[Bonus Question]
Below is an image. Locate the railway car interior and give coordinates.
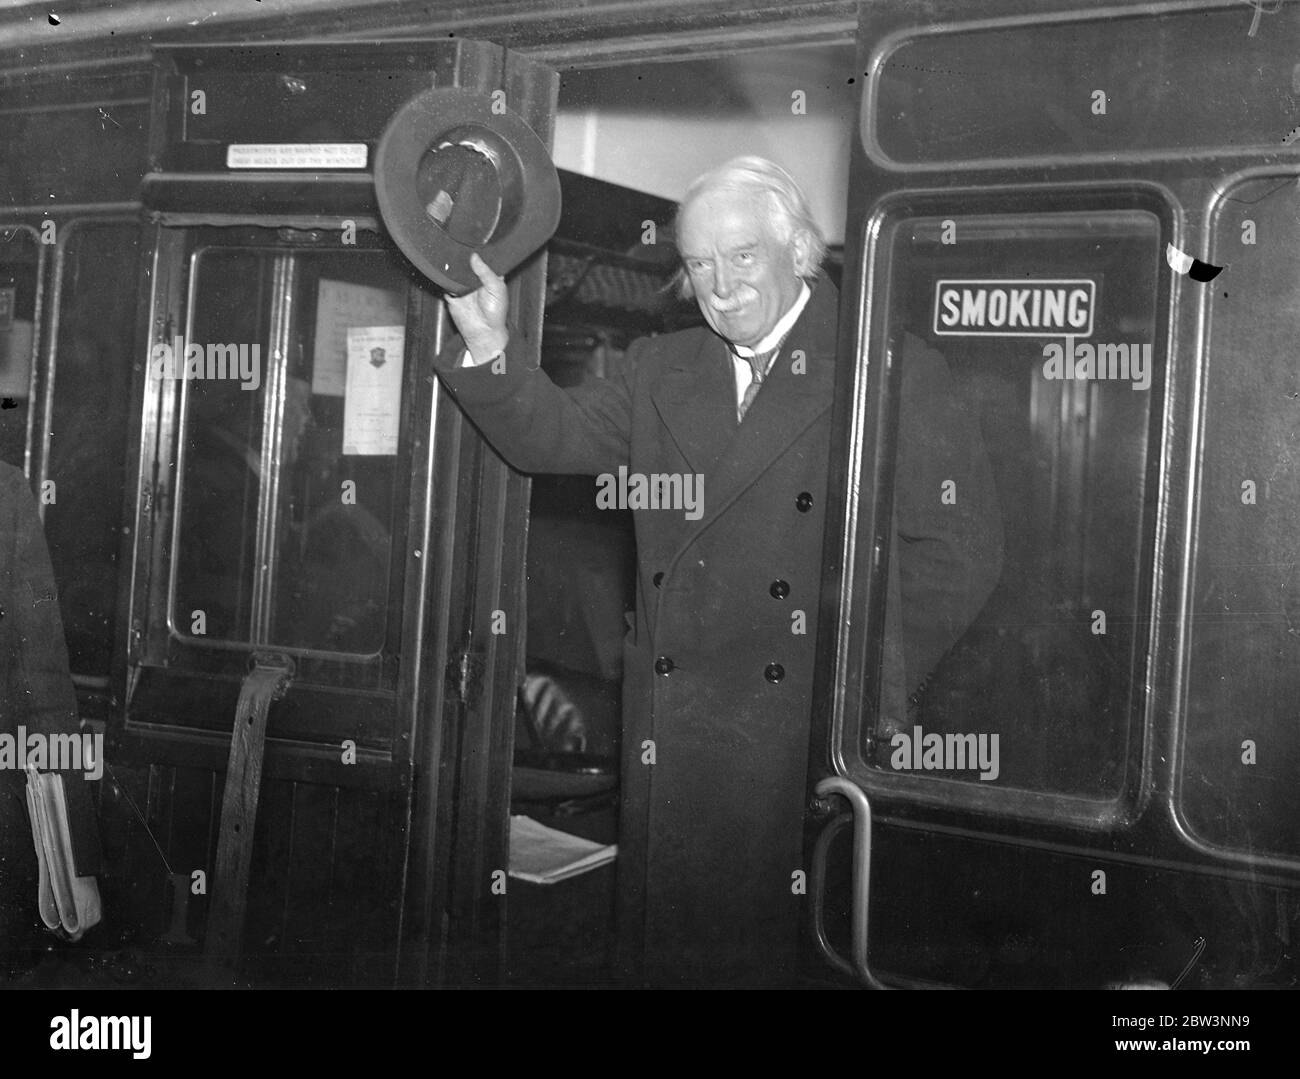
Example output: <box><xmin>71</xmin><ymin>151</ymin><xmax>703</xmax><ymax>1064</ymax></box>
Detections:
<box><xmin>1</xmin><ymin>0</ymin><xmax>1298</xmax><ymax>992</ymax></box>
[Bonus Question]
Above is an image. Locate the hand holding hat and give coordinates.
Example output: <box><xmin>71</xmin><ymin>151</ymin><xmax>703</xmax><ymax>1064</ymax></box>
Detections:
<box><xmin>374</xmin><ymin>86</ymin><xmax>562</xmax><ymax>296</ymax></box>
<box><xmin>446</xmin><ymin>253</ymin><xmax>510</xmax><ymax>364</ymax></box>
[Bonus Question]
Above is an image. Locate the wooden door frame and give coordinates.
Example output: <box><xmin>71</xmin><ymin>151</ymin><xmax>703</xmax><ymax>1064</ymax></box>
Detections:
<box><xmin>395</xmin><ymin>42</ymin><xmax>558</xmax><ymax>988</ymax></box>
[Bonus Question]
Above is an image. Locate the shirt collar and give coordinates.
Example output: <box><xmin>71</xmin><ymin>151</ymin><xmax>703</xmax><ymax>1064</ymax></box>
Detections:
<box><xmin>731</xmin><ymin>282</ymin><xmax>812</xmax><ymax>358</ymax></box>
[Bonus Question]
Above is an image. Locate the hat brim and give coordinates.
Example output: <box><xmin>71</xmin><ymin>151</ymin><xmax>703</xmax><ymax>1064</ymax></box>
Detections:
<box><xmin>374</xmin><ymin>86</ymin><xmax>561</xmax><ymax>295</ymax></box>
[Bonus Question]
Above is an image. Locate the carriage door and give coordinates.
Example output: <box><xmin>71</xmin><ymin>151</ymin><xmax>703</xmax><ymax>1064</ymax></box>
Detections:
<box><xmin>810</xmin><ymin>0</ymin><xmax>1300</xmax><ymax>987</ymax></box>
<box><xmin>114</xmin><ymin>40</ymin><xmax>555</xmax><ymax>985</ymax></box>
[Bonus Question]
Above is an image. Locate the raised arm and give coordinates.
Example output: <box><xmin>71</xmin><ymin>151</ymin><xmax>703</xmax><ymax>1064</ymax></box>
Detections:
<box><xmin>435</xmin><ymin>253</ymin><xmax>634</xmax><ymax>476</ymax></box>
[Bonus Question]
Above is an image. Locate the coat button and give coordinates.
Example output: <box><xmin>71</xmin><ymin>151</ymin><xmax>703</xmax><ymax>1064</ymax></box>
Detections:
<box><xmin>654</xmin><ymin>656</ymin><xmax>674</xmax><ymax>675</ymax></box>
<box><xmin>653</xmin><ymin>572</ymin><xmax>664</xmax><ymax>587</ymax></box>
<box><xmin>769</xmin><ymin>579</ymin><xmax>790</xmax><ymax>600</ymax></box>
<box><xmin>796</xmin><ymin>492</ymin><xmax>814</xmax><ymax>512</ymax></box>
<box><xmin>764</xmin><ymin>663</ymin><xmax>785</xmax><ymax>683</ymax></box>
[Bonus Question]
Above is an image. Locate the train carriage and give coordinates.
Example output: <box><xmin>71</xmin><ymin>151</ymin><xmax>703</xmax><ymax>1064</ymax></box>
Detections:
<box><xmin>0</xmin><ymin>0</ymin><xmax>1296</xmax><ymax>992</ymax></box>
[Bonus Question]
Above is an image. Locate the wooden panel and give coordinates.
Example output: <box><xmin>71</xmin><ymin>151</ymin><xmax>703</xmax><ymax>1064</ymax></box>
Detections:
<box><xmin>283</xmin><ymin>783</ymin><xmax>336</xmax><ymax>969</ymax></box>
<box><xmin>94</xmin><ymin>762</ymin><xmax>174</xmax><ymax>949</ymax></box>
<box><xmin>0</xmin><ymin>103</ymin><xmax>149</xmax><ymax>207</ymax></box>
<box><xmin>162</xmin><ymin>765</ymin><xmax>216</xmax><ymax>916</ymax></box>
<box><xmin>334</xmin><ymin>786</ymin><xmax>405</xmax><ymax>985</ymax></box>
<box><xmin>96</xmin><ymin>756</ymin><xmax>407</xmax><ymax>985</ymax></box>
<box><xmin>230</xmin><ymin>779</ymin><xmax>406</xmax><ymax>985</ymax></box>
<box><xmin>240</xmin><ymin>775</ymin><xmax>294</xmax><ymax>978</ymax></box>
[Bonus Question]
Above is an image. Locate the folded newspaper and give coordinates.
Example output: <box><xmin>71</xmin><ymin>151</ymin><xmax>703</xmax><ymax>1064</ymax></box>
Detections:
<box><xmin>508</xmin><ymin>815</ymin><xmax>617</xmax><ymax>884</ymax></box>
<box><xmin>25</xmin><ymin>766</ymin><xmax>102</xmax><ymax>941</ymax></box>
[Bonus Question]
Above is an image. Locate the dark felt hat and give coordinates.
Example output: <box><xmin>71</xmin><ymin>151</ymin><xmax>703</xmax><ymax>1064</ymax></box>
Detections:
<box><xmin>374</xmin><ymin>86</ymin><xmax>562</xmax><ymax>295</ymax></box>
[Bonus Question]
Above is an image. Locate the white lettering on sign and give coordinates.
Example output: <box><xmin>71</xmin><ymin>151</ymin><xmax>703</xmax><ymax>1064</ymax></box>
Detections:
<box><xmin>226</xmin><ymin>143</ymin><xmax>368</xmax><ymax>170</ymax></box>
<box><xmin>933</xmin><ymin>279</ymin><xmax>1095</xmax><ymax>338</ymax></box>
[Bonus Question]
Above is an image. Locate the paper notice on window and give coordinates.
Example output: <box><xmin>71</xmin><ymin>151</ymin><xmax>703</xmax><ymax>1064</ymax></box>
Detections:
<box><xmin>227</xmin><ymin>143</ymin><xmax>368</xmax><ymax>170</ymax></box>
<box><xmin>0</xmin><ymin>319</ymin><xmax>34</xmax><ymax>398</ymax></box>
<box><xmin>313</xmin><ymin>279</ymin><xmax>405</xmax><ymax>397</ymax></box>
<box><xmin>343</xmin><ymin>326</ymin><xmax>404</xmax><ymax>455</ymax></box>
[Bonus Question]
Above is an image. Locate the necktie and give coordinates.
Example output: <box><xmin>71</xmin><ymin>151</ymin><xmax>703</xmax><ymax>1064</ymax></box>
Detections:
<box><xmin>737</xmin><ymin>347</ymin><xmax>777</xmax><ymax>421</ymax></box>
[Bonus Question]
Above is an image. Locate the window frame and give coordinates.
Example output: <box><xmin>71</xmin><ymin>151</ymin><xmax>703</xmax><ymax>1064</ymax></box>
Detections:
<box><xmin>37</xmin><ymin>214</ymin><xmax>144</xmax><ymax>693</ymax></box>
<box><xmin>826</xmin><ymin>185</ymin><xmax>1175</xmax><ymax>832</ymax></box>
<box><xmin>125</xmin><ymin>222</ymin><xmax>432</xmax><ymax>755</ymax></box>
<box><xmin>0</xmin><ymin>221</ymin><xmax>47</xmax><ymax>478</ymax></box>
<box><xmin>1170</xmin><ymin>168</ymin><xmax>1300</xmax><ymax>873</ymax></box>
<box><xmin>862</xmin><ymin>4</ymin><xmax>1299</xmax><ymax>174</ymax></box>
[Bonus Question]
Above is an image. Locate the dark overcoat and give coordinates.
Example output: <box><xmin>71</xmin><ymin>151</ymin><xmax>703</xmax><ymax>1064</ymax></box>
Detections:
<box><xmin>0</xmin><ymin>461</ymin><xmax>102</xmax><ymax>936</ymax></box>
<box><xmin>437</xmin><ymin>279</ymin><xmax>1002</xmax><ymax>985</ymax></box>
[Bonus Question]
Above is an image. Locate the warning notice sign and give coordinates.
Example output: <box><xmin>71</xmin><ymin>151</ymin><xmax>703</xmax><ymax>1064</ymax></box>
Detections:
<box><xmin>933</xmin><ymin>279</ymin><xmax>1095</xmax><ymax>338</ymax></box>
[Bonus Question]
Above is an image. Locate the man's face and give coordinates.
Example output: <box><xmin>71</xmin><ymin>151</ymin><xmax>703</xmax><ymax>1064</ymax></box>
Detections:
<box><xmin>678</xmin><ymin>187</ymin><xmax>806</xmax><ymax>350</ymax></box>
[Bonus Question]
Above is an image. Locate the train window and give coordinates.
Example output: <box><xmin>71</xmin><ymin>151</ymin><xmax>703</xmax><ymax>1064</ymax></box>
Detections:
<box><xmin>850</xmin><ymin>200</ymin><xmax>1163</xmax><ymax>803</ymax></box>
<box><xmin>872</xmin><ymin>7</ymin><xmax>1293</xmax><ymax>167</ymax></box>
<box><xmin>1182</xmin><ymin>175</ymin><xmax>1300</xmax><ymax>860</ymax></box>
<box><xmin>0</xmin><ymin>225</ymin><xmax>42</xmax><ymax>471</ymax></box>
<box><xmin>44</xmin><ymin>220</ymin><xmax>141</xmax><ymax>683</ymax></box>
<box><xmin>168</xmin><ymin>242</ymin><xmax>409</xmax><ymax>657</ymax></box>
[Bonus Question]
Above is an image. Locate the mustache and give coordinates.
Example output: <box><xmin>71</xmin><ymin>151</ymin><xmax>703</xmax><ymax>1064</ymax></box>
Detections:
<box><xmin>707</xmin><ymin>288</ymin><xmax>756</xmax><ymax>314</ymax></box>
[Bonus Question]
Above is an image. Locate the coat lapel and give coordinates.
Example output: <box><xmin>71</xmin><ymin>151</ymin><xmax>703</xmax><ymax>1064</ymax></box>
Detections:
<box><xmin>650</xmin><ymin>330</ymin><xmax>738</xmax><ymax>475</ymax></box>
<box><xmin>685</xmin><ymin>279</ymin><xmax>839</xmax><ymax>533</ymax></box>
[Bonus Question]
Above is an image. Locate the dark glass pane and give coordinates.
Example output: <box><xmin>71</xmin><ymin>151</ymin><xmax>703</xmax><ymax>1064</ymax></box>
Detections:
<box><xmin>45</xmin><ymin>222</ymin><xmax>141</xmax><ymax>678</ymax></box>
<box><xmin>875</xmin><ymin>8</ymin><xmax>1297</xmax><ymax>164</ymax></box>
<box><xmin>173</xmin><ymin>248</ymin><xmax>269</xmax><ymax>643</ymax></box>
<box><xmin>172</xmin><ymin>244</ymin><xmax>408</xmax><ymax>656</ymax></box>
<box><xmin>1183</xmin><ymin>177</ymin><xmax>1300</xmax><ymax>859</ymax></box>
<box><xmin>270</xmin><ymin>250</ymin><xmax>407</xmax><ymax>655</ymax></box>
<box><xmin>861</xmin><ymin>208</ymin><xmax>1160</xmax><ymax>797</ymax></box>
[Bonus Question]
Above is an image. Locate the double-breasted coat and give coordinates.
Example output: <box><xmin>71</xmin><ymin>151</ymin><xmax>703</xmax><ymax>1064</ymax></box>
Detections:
<box><xmin>437</xmin><ymin>279</ymin><xmax>1002</xmax><ymax>986</ymax></box>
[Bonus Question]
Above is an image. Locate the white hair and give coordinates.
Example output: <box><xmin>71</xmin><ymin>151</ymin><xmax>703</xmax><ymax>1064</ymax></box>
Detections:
<box><xmin>673</xmin><ymin>155</ymin><xmax>827</xmax><ymax>299</ymax></box>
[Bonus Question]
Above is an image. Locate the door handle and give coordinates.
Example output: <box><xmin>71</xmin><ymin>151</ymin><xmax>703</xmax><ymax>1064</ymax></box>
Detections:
<box><xmin>810</xmin><ymin>810</ymin><xmax>854</xmax><ymax>979</ymax></box>
<box><xmin>812</xmin><ymin>776</ymin><xmax>889</xmax><ymax>989</ymax></box>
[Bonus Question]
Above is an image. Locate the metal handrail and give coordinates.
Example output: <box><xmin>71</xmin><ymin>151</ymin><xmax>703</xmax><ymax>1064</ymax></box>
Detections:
<box><xmin>814</xmin><ymin>776</ymin><xmax>890</xmax><ymax>989</ymax></box>
<box><xmin>810</xmin><ymin>810</ymin><xmax>855</xmax><ymax>979</ymax></box>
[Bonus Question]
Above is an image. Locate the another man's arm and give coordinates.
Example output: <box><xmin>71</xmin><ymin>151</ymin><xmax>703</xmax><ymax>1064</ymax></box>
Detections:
<box><xmin>435</xmin><ymin>254</ymin><xmax>635</xmax><ymax>476</ymax></box>
<box><xmin>3</xmin><ymin>465</ymin><xmax>102</xmax><ymax>878</ymax></box>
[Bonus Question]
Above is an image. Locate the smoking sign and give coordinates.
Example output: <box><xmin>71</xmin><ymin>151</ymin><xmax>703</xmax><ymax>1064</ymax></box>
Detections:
<box><xmin>933</xmin><ymin>279</ymin><xmax>1096</xmax><ymax>338</ymax></box>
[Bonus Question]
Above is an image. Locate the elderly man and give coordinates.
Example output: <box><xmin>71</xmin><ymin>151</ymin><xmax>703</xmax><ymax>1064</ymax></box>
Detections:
<box><xmin>436</xmin><ymin>156</ymin><xmax>1001</xmax><ymax>986</ymax></box>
